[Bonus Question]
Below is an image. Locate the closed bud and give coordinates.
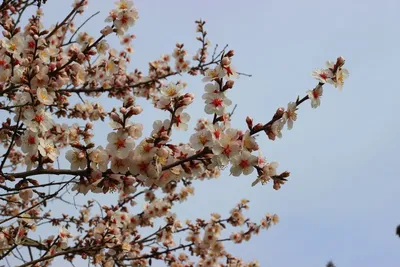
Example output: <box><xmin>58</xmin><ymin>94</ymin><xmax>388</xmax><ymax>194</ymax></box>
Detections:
<box><xmin>100</xmin><ymin>26</ymin><xmax>113</xmax><ymax>36</ymax></box>
<box><xmin>110</xmin><ymin>112</ymin><xmax>122</xmax><ymax>123</ymax></box>
<box><xmin>246</xmin><ymin>116</ymin><xmax>253</xmax><ymax>129</ymax></box>
<box><xmin>86</xmin><ymin>122</ymin><xmax>93</xmax><ymax>129</ymax></box>
<box><xmin>226</xmin><ymin>50</ymin><xmax>235</xmax><ymax>57</ymax></box>
<box><xmin>223</xmin><ymin>80</ymin><xmax>234</xmax><ymax>90</ymax></box>
<box><xmin>130</xmin><ymin>106</ymin><xmax>143</xmax><ymax>115</ymax></box>
<box><xmin>221</xmin><ymin>57</ymin><xmax>231</xmax><ymax>66</ymax></box>
<box><xmin>281</xmin><ymin>171</ymin><xmax>290</xmax><ymax>178</ymax></box>
<box><xmin>336</xmin><ymin>56</ymin><xmax>345</xmax><ymax>68</ymax></box>
<box><xmin>77</xmin><ymin>52</ymin><xmax>86</xmax><ymax>60</ymax></box>
<box><xmin>120</xmin><ymin>107</ymin><xmax>127</xmax><ymax>114</ymax></box>
<box><xmin>49</xmin><ymin>62</ymin><xmax>56</xmax><ymax>71</ymax></box>
<box><xmin>273</xmin><ymin>107</ymin><xmax>285</xmax><ymax>120</ymax></box>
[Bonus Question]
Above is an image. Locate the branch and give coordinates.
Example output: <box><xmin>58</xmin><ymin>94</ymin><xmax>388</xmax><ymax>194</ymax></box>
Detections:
<box><xmin>0</xmin><ymin>178</ymin><xmax>74</xmax><ymax>225</ymax></box>
<box><xmin>45</xmin><ymin>0</ymin><xmax>85</xmax><ymax>41</ymax></box>
<box><xmin>17</xmin><ymin>246</ymin><xmax>102</xmax><ymax>267</ymax></box>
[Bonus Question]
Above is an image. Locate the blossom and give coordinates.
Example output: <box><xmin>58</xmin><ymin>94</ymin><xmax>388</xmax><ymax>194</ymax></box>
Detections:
<box><xmin>127</xmin><ymin>123</ymin><xmax>143</xmax><ymax>139</ymax></box>
<box><xmin>212</xmin><ymin>134</ymin><xmax>241</xmax><ymax>165</ymax></box>
<box><xmin>66</xmin><ymin>149</ymin><xmax>88</xmax><ymax>170</ymax></box>
<box><xmin>311</xmin><ymin>68</ymin><xmax>333</xmax><ymax>83</ymax></box>
<box><xmin>106</xmin><ymin>130</ymin><xmax>135</xmax><ymax>159</ymax></box>
<box><xmin>119</xmin><ymin>34</ymin><xmax>135</xmax><ymax>45</ymax></box>
<box><xmin>2</xmin><ymin>33</ymin><xmax>24</xmax><ymax>55</ymax></box>
<box><xmin>160</xmin><ymin>82</ymin><xmax>183</xmax><ymax>99</ymax></box>
<box><xmin>271</xmin><ymin>118</ymin><xmax>285</xmax><ymax>139</ymax></box>
<box><xmin>251</xmin><ymin>161</ymin><xmax>279</xmax><ymax>186</ymax></box>
<box><xmin>151</xmin><ymin>119</ymin><xmax>170</xmax><ymax>139</ymax></box>
<box><xmin>23</xmin><ymin>107</ymin><xmax>53</xmax><ymax>133</ymax></box>
<box><xmin>89</xmin><ymin>146</ymin><xmax>109</xmax><ymax>172</ymax></box>
<box><xmin>38</xmin><ymin>139</ymin><xmax>58</xmax><ymax>161</ymax></box>
<box><xmin>283</xmin><ymin>102</ymin><xmax>297</xmax><ymax>130</ymax></box>
<box><xmin>230</xmin><ymin>151</ymin><xmax>257</xmax><ymax>176</ymax></box>
<box><xmin>96</xmin><ymin>40</ymin><xmax>110</xmax><ymax>55</ymax></box>
<box><xmin>173</xmin><ymin>108</ymin><xmax>190</xmax><ymax>131</ymax></box>
<box><xmin>332</xmin><ymin>67</ymin><xmax>349</xmax><ymax>91</ymax></box>
<box><xmin>24</xmin><ymin>154</ymin><xmax>38</xmax><ymax>171</ymax></box>
<box><xmin>307</xmin><ymin>86</ymin><xmax>323</xmax><ymax>108</ymax></box>
<box><xmin>110</xmin><ymin>156</ymin><xmax>129</xmax><ymax>174</ymax></box>
<box><xmin>13</xmin><ymin>92</ymin><xmax>32</xmax><ymax>106</ymax></box>
<box><xmin>114</xmin><ymin>9</ymin><xmax>139</xmax><ymax>34</ymax></box>
<box><xmin>202</xmin><ymin>83</ymin><xmax>232</xmax><ymax>115</ymax></box>
<box><xmin>202</xmin><ymin>66</ymin><xmax>225</xmax><ymax>82</ymax></box>
<box><xmin>36</xmin><ymin>88</ymin><xmax>55</xmax><ymax>105</ymax></box>
<box><xmin>31</xmin><ymin>72</ymin><xmax>50</xmax><ymax>90</ymax></box>
<box><xmin>325</xmin><ymin>59</ymin><xmax>350</xmax><ymax>91</ymax></box>
<box><xmin>21</xmin><ymin>131</ymin><xmax>39</xmax><ymax>155</ymax></box>
<box><xmin>189</xmin><ymin>129</ymin><xmax>213</xmax><ymax>150</ymax></box>
<box><xmin>115</xmin><ymin>0</ymin><xmax>133</xmax><ymax>10</ymax></box>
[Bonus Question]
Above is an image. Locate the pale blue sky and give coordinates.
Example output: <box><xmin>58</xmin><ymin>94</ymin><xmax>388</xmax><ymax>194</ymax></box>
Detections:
<box><xmin>16</xmin><ymin>0</ymin><xmax>400</xmax><ymax>266</ymax></box>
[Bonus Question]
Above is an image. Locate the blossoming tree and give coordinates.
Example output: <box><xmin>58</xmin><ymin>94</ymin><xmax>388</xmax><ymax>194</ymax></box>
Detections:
<box><xmin>0</xmin><ymin>0</ymin><xmax>349</xmax><ymax>266</ymax></box>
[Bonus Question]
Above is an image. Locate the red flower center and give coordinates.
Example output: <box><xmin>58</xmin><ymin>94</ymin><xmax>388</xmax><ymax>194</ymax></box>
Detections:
<box><xmin>239</xmin><ymin>159</ymin><xmax>249</xmax><ymax>169</ymax></box>
<box><xmin>28</xmin><ymin>136</ymin><xmax>36</xmax><ymax>145</ymax></box>
<box><xmin>223</xmin><ymin>145</ymin><xmax>232</xmax><ymax>156</ymax></box>
<box><xmin>116</xmin><ymin>139</ymin><xmax>126</xmax><ymax>149</ymax></box>
<box><xmin>211</xmin><ymin>98</ymin><xmax>223</xmax><ymax>107</ymax></box>
<box><xmin>312</xmin><ymin>90</ymin><xmax>320</xmax><ymax>99</ymax></box>
<box><xmin>34</xmin><ymin>114</ymin><xmax>44</xmax><ymax>123</ymax></box>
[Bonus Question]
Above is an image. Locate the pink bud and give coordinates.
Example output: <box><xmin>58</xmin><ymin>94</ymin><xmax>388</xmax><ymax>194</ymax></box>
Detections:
<box><xmin>49</xmin><ymin>62</ymin><xmax>57</xmax><ymax>71</ymax></box>
<box><xmin>100</xmin><ymin>26</ymin><xmax>113</xmax><ymax>36</ymax></box>
<box><xmin>221</xmin><ymin>57</ymin><xmax>231</xmax><ymax>66</ymax></box>
<box><xmin>77</xmin><ymin>53</ymin><xmax>86</xmax><ymax>60</ymax></box>
<box><xmin>130</xmin><ymin>106</ymin><xmax>143</xmax><ymax>115</ymax></box>
<box><xmin>246</xmin><ymin>116</ymin><xmax>253</xmax><ymax>129</ymax></box>
<box><xmin>110</xmin><ymin>112</ymin><xmax>122</xmax><ymax>123</ymax></box>
<box><xmin>156</xmin><ymin>147</ymin><xmax>169</xmax><ymax>158</ymax></box>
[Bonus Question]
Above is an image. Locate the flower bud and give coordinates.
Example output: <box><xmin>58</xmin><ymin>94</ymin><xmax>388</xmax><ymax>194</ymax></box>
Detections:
<box><xmin>226</xmin><ymin>50</ymin><xmax>235</xmax><ymax>57</ymax></box>
<box><xmin>110</xmin><ymin>112</ymin><xmax>122</xmax><ymax>123</ymax></box>
<box><xmin>86</xmin><ymin>122</ymin><xmax>93</xmax><ymax>129</ymax></box>
<box><xmin>130</xmin><ymin>106</ymin><xmax>143</xmax><ymax>115</ymax></box>
<box><xmin>273</xmin><ymin>107</ymin><xmax>285</xmax><ymax>120</ymax></box>
<box><xmin>77</xmin><ymin>52</ymin><xmax>86</xmax><ymax>61</ymax></box>
<box><xmin>221</xmin><ymin>57</ymin><xmax>231</xmax><ymax>66</ymax></box>
<box><xmin>223</xmin><ymin>80</ymin><xmax>234</xmax><ymax>91</ymax></box>
<box><xmin>246</xmin><ymin>116</ymin><xmax>253</xmax><ymax>129</ymax></box>
<box><xmin>336</xmin><ymin>56</ymin><xmax>345</xmax><ymax>68</ymax></box>
<box><xmin>49</xmin><ymin>62</ymin><xmax>57</xmax><ymax>71</ymax></box>
<box><xmin>100</xmin><ymin>26</ymin><xmax>113</xmax><ymax>36</ymax></box>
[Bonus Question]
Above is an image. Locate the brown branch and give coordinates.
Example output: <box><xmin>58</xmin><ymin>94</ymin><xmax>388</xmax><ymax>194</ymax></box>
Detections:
<box><xmin>45</xmin><ymin>0</ymin><xmax>85</xmax><ymax>41</ymax></box>
<box><xmin>17</xmin><ymin>246</ymin><xmax>102</xmax><ymax>267</ymax></box>
<box><xmin>249</xmin><ymin>83</ymin><xmax>320</xmax><ymax>136</ymax></box>
<box><xmin>0</xmin><ymin>178</ymin><xmax>74</xmax><ymax>225</ymax></box>
<box><xmin>0</xmin><ymin>111</ymin><xmax>21</xmax><ymax>172</ymax></box>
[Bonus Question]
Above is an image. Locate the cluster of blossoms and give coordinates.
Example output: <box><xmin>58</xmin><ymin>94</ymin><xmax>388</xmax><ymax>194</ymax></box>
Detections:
<box><xmin>0</xmin><ymin>0</ymin><xmax>349</xmax><ymax>266</ymax></box>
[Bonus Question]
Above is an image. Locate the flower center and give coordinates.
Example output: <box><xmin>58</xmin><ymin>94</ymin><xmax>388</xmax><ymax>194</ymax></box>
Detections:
<box><xmin>28</xmin><ymin>136</ymin><xmax>36</xmax><ymax>145</ymax></box>
<box><xmin>239</xmin><ymin>159</ymin><xmax>249</xmax><ymax>169</ymax></box>
<box><xmin>211</xmin><ymin>98</ymin><xmax>223</xmax><ymax>107</ymax></box>
<box><xmin>34</xmin><ymin>114</ymin><xmax>44</xmax><ymax>123</ymax></box>
<box><xmin>312</xmin><ymin>90</ymin><xmax>320</xmax><ymax>99</ymax></box>
<box><xmin>115</xmin><ymin>138</ymin><xmax>126</xmax><ymax>149</ymax></box>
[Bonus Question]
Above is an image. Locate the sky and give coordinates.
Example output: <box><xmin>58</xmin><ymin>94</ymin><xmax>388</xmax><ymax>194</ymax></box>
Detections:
<box><xmin>8</xmin><ymin>0</ymin><xmax>400</xmax><ymax>266</ymax></box>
